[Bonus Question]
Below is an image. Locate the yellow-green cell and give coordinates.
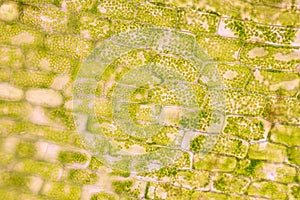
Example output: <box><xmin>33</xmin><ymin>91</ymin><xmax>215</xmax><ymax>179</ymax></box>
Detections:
<box><xmin>72</xmin><ymin>96</ymin><xmax>96</xmax><ymax>115</ymax></box>
<box><xmin>9</xmin><ymin>121</ymin><xmax>80</xmax><ymax>147</ymax></box>
<box><xmin>73</xmin><ymin>79</ymin><xmax>97</xmax><ymax>97</ymax></box>
<box><xmin>148</xmin><ymin>85</ymin><xmax>180</xmax><ymax>105</ymax></box>
<box><xmin>217</xmin><ymin>64</ymin><xmax>251</xmax><ymax>88</ymax></box>
<box><xmin>112</xmin><ymin>180</ymin><xmax>134</xmax><ymax>197</ymax></box>
<box><xmin>240</xmin><ymin>43</ymin><xmax>300</xmax><ymax>71</ymax></box>
<box><xmin>11</xmin><ymin>70</ymin><xmax>54</xmax><ymax>88</ymax></box>
<box><xmin>247</xmin><ymin>181</ymin><xmax>287</xmax><ymax>199</ymax></box>
<box><xmin>0</xmin><ymin>45</ymin><xmax>24</xmax><ymax>68</ymax></box>
<box><xmin>15</xmin><ymin>141</ymin><xmax>36</xmax><ymax>158</ymax></box>
<box><xmin>172</xmin><ymin>151</ymin><xmax>191</xmax><ymax>169</ymax></box>
<box><xmin>224</xmin><ymin>18</ymin><xmax>296</xmax><ymax>44</ymax></box>
<box><xmin>113</xmin><ymin>49</ymin><xmax>154</xmax><ymax>69</ymax></box>
<box><xmin>178</xmin><ymin>8</ymin><xmax>219</xmax><ymax>34</ymax></box>
<box><xmin>277</xmin><ymin>10</ymin><xmax>300</xmax><ymax>27</ymax></box>
<box><xmin>249</xmin><ymin>4</ymin><xmax>300</xmax><ymax>27</ymax></box>
<box><xmin>0</xmin><ymin>22</ymin><xmax>44</xmax><ymax>47</ymax></box>
<box><xmin>45</xmin><ymin>34</ymin><xmax>94</xmax><ymax>59</ymax></box>
<box><xmin>248</xmin><ymin>0</ymin><xmax>285</xmax><ymax>7</ymax></box>
<box><xmin>112</xmin><ymin>20</ymin><xmax>154</xmax><ymax>36</ymax></box>
<box><xmin>20</xmin><ymin>5</ymin><xmax>69</xmax><ymax>34</ymax></box>
<box><xmin>97</xmin><ymin>65</ymin><xmax>116</xmax><ymax>84</ymax></box>
<box><xmin>96</xmin><ymin>0</ymin><xmax>136</xmax><ymax>20</ymax></box>
<box><xmin>191</xmin><ymin>191</ymin><xmax>228</xmax><ymax>200</ymax></box>
<box><xmin>61</xmin><ymin>0</ymin><xmax>96</xmax><ymax>12</ymax></box>
<box><xmin>100</xmin><ymin>65</ymin><xmax>132</xmax><ymax>86</ymax></box>
<box><xmin>130</xmin><ymin>86</ymin><xmax>152</xmax><ymax>103</ymax></box>
<box><xmin>289</xmin><ymin>184</ymin><xmax>300</xmax><ymax>200</ymax></box>
<box><xmin>25</xmin><ymin>49</ymin><xmax>75</xmax><ymax>74</ymax></box>
<box><xmin>213</xmin><ymin>173</ymin><xmax>249</xmax><ymax>194</ymax></box>
<box><xmin>235</xmin><ymin>158</ymin><xmax>258</xmax><ymax>177</ymax></box>
<box><xmin>196</xmin><ymin>34</ymin><xmax>242</xmax><ymax>62</ymax></box>
<box><xmin>287</xmin><ymin>146</ymin><xmax>300</xmax><ymax>166</ymax></box>
<box><xmin>43</xmin><ymin>128</ymin><xmax>77</xmax><ymax>146</ymax></box>
<box><xmin>270</xmin><ymin>124</ymin><xmax>300</xmax><ymax>146</ymax></box>
<box><xmin>212</xmin><ymin>135</ymin><xmax>249</xmax><ymax>158</ymax></box>
<box><xmin>193</xmin><ymin>153</ymin><xmax>237</xmax><ymax>172</ymax></box>
<box><xmin>227</xmin><ymin>194</ymin><xmax>260</xmax><ymax>200</ymax></box>
<box><xmin>91</xmin><ymin>192</ymin><xmax>116</xmax><ymax>200</ymax></box>
<box><xmin>58</xmin><ymin>150</ymin><xmax>87</xmax><ymax>164</ymax></box>
<box><xmin>14</xmin><ymin>160</ymin><xmax>63</xmax><ymax>181</ymax></box>
<box><xmin>266</xmin><ymin>97</ymin><xmax>300</xmax><ymax>125</ymax></box>
<box><xmin>0</xmin><ymin>152</ymin><xmax>13</xmax><ymax>166</ymax></box>
<box><xmin>97</xmin><ymin>121</ymin><xmax>129</xmax><ymax>140</ymax></box>
<box><xmin>75</xmin><ymin>13</ymin><xmax>112</xmax><ymax>40</ymax></box>
<box><xmin>41</xmin><ymin>181</ymin><xmax>81</xmax><ymax>200</ymax></box>
<box><xmin>223</xmin><ymin>116</ymin><xmax>266</xmax><ymax>141</ymax></box>
<box><xmin>226</xmin><ymin>90</ymin><xmax>267</xmax><ymax>116</ymax></box>
<box><xmin>144</xmin><ymin>166</ymin><xmax>177</xmax><ymax>181</ymax></box>
<box><xmin>0</xmin><ymin>101</ymin><xmax>31</xmax><ymax>120</ymax></box>
<box><xmin>164</xmin><ymin>0</ymin><xmax>246</xmax><ymax>18</ymax></box>
<box><xmin>246</xmin><ymin>69</ymin><xmax>300</xmax><ymax>96</ymax></box>
<box><xmin>88</xmin><ymin>156</ymin><xmax>103</xmax><ymax>171</ymax></box>
<box><xmin>190</xmin><ymin>84</ymin><xmax>208</xmax><ymax>107</ymax></box>
<box><xmin>179</xmin><ymin>109</ymin><xmax>212</xmax><ymax>132</ymax></box>
<box><xmin>152</xmin><ymin>55</ymin><xmax>201</xmax><ymax>82</ymax></box>
<box><xmin>252</xmin><ymin>162</ymin><xmax>297</xmax><ymax>183</ymax></box>
<box><xmin>87</xmin><ymin>116</ymin><xmax>109</xmax><ymax>134</ymax></box>
<box><xmin>248</xmin><ymin>142</ymin><xmax>287</xmax><ymax>162</ymax></box>
<box><xmin>49</xmin><ymin>108</ymin><xmax>76</xmax><ymax>131</ymax></box>
<box><xmin>15</xmin><ymin>0</ymin><xmax>54</xmax><ymax>4</ymax></box>
<box><xmin>94</xmin><ymin>97</ymin><xmax>113</xmax><ymax>119</ymax></box>
<box><xmin>171</xmin><ymin>170</ymin><xmax>210</xmax><ymax>189</ymax></box>
<box><xmin>128</xmin><ymin>103</ymin><xmax>159</xmax><ymax>124</ymax></box>
<box><xmin>149</xmin><ymin>183</ymin><xmax>193</xmax><ymax>199</ymax></box>
<box><xmin>0</xmin><ymin>170</ymin><xmax>29</xmax><ymax>190</ymax></box>
<box><xmin>110</xmin><ymin>168</ymin><xmax>130</xmax><ymax>178</ymax></box>
<box><xmin>0</xmin><ymin>119</ymin><xmax>15</xmax><ymax>135</ymax></box>
<box><xmin>150</xmin><ymin>126</ymin><xmax>179</xmax><ymax>146</ymax></box>
<box><xmin>0</xmin><ymin>66</ymin><xmax>10</xmax><ymax>81</ymax></box>
<box><xmin>68</xmin><ymin>169</ymin><xmax>98</xmax><ymax>184</ymax></box>
<box><xmin>136</xmin><ymin>3</ymin><xmax>178</xmax><ymax>28</ymax></box>
<box><xmin>0</xmin><ymin>189</ymin><xmax>43</xmax><ymax>200</ymax></box>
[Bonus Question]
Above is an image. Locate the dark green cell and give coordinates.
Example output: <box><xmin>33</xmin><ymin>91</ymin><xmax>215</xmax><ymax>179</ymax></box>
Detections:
<box><xmin>68</xmin><ymin>169</ymin><xmax>98</xmax><ymax>184</ymax></box>
<box><xmin>58</xmin><ymin>151</ymin><xmax>87</xmax><ymax>164</ymax></box>
<box><xmin>16</xmin><ymin>142</ymin><xmax>36</xmax><ymax>158</ymax></box>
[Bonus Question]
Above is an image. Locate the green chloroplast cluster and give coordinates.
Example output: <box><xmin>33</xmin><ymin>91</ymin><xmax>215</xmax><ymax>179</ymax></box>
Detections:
<box><xmin>73</xmin><ymin>28</ymin><xmax>226</xmax><ymax>173</ymax></box>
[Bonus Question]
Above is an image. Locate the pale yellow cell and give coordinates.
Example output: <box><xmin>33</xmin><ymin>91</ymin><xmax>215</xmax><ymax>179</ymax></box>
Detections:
<box><xmin>39</xmin><ymin>59</ymin><xmax>51</xmax><ymax>71</ymax></box>
<box><xmin>218</xmin><ymin>18</ymin><xmax>236</xmax><ymax>38</ymax></box>
<box><xmin>292</xmin><ymin>29</ymin><xmax>300</xmax><ymax>46</ymax></box>
<box><xmin>273</xmin><ymin>50</ymin><xmax>300</xmax><ymax>62</ymax></box>
<box><xmin>26</xmin><ymin>88</ymin><xmax>63</xmax><ymax>107</ymax></box>
<box><xmin>10</xmin><ymin>32</ymin><xmax>35</xmax><ymax>45</ymax></box>
<box><xmin>156</xmin><ymin>186</ymin><xmax>168</xmax><ymax>199</ymax></box>
<box><xmin>158</xmin><ymin>106</ymin><xmax>181</xmax><ymax>126</ymax></box>
<box><xmin>121</xmin><ymin>144</ymin><xmax>146</xmax><ymax>155</ymax></box>
<box><xmin>253</xmin><ymin>69</ymin><xmax>264</xmax><ymax>84</ymax></box>
<box><xmin>0</xmin><ymin>1</ymin><xmax>19</xmax><ymax>22</ymax></box>
<box><xmin>29</xmin><ymin>176</ymin><xmax>43</xmax><ymax>194</ymax></box>
<box><xmin>269</xmin><ymin>79</ymin><xmax>299</xmax><ymax>91</ymax></box>
<box><xmin>248</xmin><ymin>47</ymin><xmax>268</xmax><ymax>59</ymax></box>
<box><xmin>223</xmin><ymin>70</ymin><xmax>238</xmax><ymax>80</ymax></box>
<box><xmin>51</xmin><ymin>75</ymin><xmax>70</xmax><ymax>90</ymax></box>
<box><xmin>30</xmin><ymin>106</ymin><xmax>51</xmax><ymax>126</ymax></box>
<box><xmin>0</xmin><ymin>82</ymin><xmax>24</xmax><ymax>101</ymax></box>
